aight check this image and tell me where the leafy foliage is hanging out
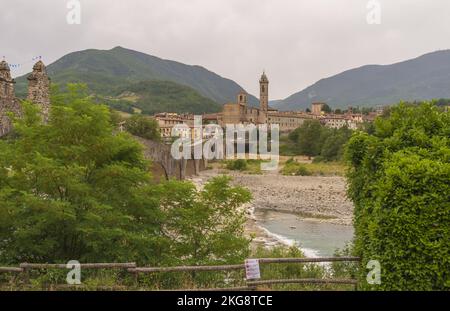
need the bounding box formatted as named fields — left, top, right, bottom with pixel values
left=281, top=159, right=346, bottom=177
left=159, top=176, right=251, bottom=265
left=281, top=160, right=311, bottom=176
left=225, top=159, right=248, bottom=171
left=286, top=120, right=353, bottom=161
left=345, top=102, right=450, bottom=290
left=0, top=85, right=251, bottom=267
left=124, top=114, right=161, bottom=141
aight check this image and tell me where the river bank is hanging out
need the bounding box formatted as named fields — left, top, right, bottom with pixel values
left=189, top=165, right=354, bottom=253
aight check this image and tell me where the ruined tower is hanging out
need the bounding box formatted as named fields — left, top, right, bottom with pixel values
left=0, top=60, right=21, bottom=137
left=27, top=61, right=50, bottom=122
left=259, top=71, right=269, bottom=112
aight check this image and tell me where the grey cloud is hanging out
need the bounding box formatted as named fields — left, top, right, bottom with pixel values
left=2, top=0, right=450, bottom=99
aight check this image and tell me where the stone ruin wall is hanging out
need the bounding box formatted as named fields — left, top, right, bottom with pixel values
left=27, top=61, right=51, bottom=123
left=0, top=60, right=50, bottom=137
left=1, top=60, right=204, bottom=180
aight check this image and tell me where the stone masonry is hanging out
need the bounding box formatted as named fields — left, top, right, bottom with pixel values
left=0, top=61, right=21, bottom=137
left=27, top=60, right=51, bottom=123
left=0, top=60, right=50, bottom=137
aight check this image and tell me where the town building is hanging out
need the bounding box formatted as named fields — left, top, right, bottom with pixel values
left=321, top=115, right=359, bottom=130
left=218, top=72, right=312, bottom=132
left=153, top=72, right=376, bottom=137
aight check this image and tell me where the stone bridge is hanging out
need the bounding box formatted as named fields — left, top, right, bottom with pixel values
left=135, top=137, right=209, bottom=180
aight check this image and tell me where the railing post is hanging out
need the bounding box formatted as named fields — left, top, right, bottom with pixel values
left=20, top=263, right=30, bottom=286
left=127, top=263, right=138, bottom=288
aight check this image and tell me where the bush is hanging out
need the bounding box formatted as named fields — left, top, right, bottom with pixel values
left=312, top=156, right=326, bottom=163
left=226, top=159, right=248, bottom=171
left=281, top=161, right=311, bottom=176
left=345, top=102, right=450, bottom=290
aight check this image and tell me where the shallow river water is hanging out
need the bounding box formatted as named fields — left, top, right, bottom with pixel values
left=254, top=209, right=354, bottom=257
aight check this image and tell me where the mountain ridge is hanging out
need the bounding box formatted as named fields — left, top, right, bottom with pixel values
left=274, top=50, right=450, bottom=110
left=15, top=46, right=259, bottom=107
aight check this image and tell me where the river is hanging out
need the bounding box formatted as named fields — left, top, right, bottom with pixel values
left=254, top=209, right=354, bottom=257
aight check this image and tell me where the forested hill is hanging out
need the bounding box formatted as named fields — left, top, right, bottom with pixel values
left=102, top=80, right=222, bottom=115
left=274, top=50, right=450, bottom=110
left=14, top=46, right=259, bottom=108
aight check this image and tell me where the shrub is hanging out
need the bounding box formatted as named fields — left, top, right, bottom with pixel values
left=281, top=161, right=311, bottom=176
left=226, top=159, right=248, bottom=171
left=345, top=102, right=450, bottom=290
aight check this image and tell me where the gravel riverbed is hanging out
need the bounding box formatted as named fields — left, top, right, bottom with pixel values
left=190, top=167, right=354, bottom=249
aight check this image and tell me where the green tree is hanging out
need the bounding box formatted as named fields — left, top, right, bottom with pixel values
left=287, top=120, right=354, bottom=161
left=345, top=102, right=450, bottom=290
left=0, top=85, right=165, bottom=265
left=288, top=120, right=325, bottom=157
left=125, top=114, right=161, bottom=141
left=322, top=103, right=332, bottom=113
left=159, top=176, right=252, bottom=265
left=0, top=85, right=252, bottom=267
left=320, top=126, right=353, bottom=161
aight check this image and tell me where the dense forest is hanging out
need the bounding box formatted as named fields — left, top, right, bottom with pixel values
left=96, top=80, right=222, bottom=115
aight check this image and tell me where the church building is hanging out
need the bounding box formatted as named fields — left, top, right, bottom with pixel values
left=219, top=72, right=310, bottom=132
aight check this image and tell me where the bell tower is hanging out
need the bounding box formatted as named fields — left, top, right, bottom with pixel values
left=259, top=71, right=269, bottom=112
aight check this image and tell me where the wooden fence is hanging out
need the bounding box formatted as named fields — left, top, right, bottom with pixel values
left=0, top=257, right=361, bottom=291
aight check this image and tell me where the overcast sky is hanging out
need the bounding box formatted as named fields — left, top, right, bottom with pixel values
left=2, top=0, right=450, bottom=99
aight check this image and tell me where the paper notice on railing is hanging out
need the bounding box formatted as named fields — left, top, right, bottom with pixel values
left=245, top=259, right=261, bottom=280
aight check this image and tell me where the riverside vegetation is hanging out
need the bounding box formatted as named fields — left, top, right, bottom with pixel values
left=224, top=101, right=450, bottom=291
left=346, top=102, right=449, bottom=290
left=1, top=85, right=446, bottom=290
left=278, top=120, right=353, bottom=176
left=0, top=85, right=355, bottom=291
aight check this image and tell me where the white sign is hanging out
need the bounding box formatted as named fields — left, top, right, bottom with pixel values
left=245, top=259, right=261, bottom=280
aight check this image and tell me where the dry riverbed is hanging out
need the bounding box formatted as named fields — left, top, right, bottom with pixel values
left=190, top=166, right=354, bottom=249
